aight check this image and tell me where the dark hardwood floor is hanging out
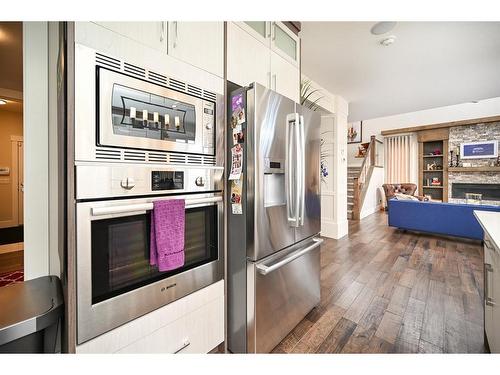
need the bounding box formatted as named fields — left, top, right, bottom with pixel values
left=272, top=211, right=485, bottom=353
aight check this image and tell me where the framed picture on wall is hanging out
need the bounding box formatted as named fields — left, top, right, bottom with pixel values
left=460, top=140, right=498, bottom=159
left=347, top=121, right=362, bottom=144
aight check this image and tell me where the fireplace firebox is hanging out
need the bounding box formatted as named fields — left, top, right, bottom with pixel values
left=451, top=183, right=500, bottom=201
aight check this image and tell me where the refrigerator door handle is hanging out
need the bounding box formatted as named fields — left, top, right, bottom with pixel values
left=286, top=113, right=300, bottom=227
left=298, top=115, right=305, bottom=226
left=256, top=238, right=324, bottom=275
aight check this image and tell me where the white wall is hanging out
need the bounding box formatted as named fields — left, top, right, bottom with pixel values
left=359, top=167, right=384, bottom=219
left=347, top=96, right=500, bottom=166
left=23, top=22, right=49, bottom=280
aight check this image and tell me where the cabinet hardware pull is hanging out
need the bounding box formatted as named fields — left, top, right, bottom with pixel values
left=160, top=22, right=165, bottom=42
left=174, top=339, right=190, bottom=353
left=486, top=297, right=496, bottom=307
left=173, top=21, right=178, bottom=48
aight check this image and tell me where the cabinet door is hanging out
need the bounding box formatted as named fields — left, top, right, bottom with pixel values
left=94, top=22, right=166, bottom=52
left=271, top=51, right=300, bottom=102
left=489, top=240, right=500, bottom=352
left=227, top=22, right=270, bottom=88
left=271, top=22, right=300, bottom=67
left=236, top=22, right=271, bottom=47
left=485, top=245, right=495, bottom=351
left=167, top=22, right=224, bottom=77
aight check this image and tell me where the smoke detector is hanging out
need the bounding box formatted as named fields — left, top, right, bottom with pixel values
left=370, top=22, right=397, bottom=35
left=380, top=35, right=396, bottom=46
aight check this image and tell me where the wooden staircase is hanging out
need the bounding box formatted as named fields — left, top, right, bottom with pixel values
left=347, top=135, right=383, bottom=220
left=347, top=167, right=360, bottom=220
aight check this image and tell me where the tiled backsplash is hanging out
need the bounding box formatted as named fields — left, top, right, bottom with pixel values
left=448, top=121, right=500, bottom=205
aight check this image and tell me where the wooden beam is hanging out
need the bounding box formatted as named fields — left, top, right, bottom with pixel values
left=381, top=115, right=500, bottom=136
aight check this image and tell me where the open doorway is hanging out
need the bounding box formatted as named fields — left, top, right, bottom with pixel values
left=0, top=22, right=24, bottom=287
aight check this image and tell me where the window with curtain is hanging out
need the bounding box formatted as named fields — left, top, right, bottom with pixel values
left=384, top=133, right=418, bottom=188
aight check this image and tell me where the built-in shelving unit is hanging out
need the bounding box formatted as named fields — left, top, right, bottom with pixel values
left=418, top=128, right=449, bottom=202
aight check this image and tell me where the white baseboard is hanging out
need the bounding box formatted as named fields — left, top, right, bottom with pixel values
left=321, top=218, right=348, bottom=239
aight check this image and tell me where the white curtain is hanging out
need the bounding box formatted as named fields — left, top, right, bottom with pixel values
left=384, top=133, right=418, bottom=189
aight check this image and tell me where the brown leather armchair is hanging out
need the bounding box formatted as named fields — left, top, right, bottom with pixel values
left=382, top=183, right=427, bottom=208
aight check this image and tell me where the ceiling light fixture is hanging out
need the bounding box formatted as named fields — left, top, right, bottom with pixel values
left=0, top=99, right=7, bottom=105
left=380, top=35, right=397, bottom=46
left=370, top=22, right=397, bottom=35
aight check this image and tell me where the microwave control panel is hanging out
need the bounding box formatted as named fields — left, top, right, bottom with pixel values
left=152, top=171, right=184, bottom=191
left=202, top=101, right=215, bottom=152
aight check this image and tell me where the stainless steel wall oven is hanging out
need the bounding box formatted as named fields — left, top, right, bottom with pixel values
left=74, top=44, right=224, bottom=344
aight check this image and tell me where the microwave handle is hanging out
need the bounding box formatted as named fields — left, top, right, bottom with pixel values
left=91, top=196, right=222, bottom=217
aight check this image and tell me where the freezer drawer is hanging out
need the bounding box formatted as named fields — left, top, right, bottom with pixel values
left=248, top=236, right=322, bottom=353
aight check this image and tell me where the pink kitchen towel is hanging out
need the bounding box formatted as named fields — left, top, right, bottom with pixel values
left=150, top=199, right=185, bottom=272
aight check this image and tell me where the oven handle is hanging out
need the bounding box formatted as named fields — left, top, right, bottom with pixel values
left=91, top=196, right=222, bottom=217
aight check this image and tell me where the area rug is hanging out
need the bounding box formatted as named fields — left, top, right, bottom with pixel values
left=0, top=270, right=24, bottom=288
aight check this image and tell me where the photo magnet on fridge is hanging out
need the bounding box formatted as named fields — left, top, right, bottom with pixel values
left=229, top=144, right=243, bottom=180
left=231, top=92, right=245, bottom=128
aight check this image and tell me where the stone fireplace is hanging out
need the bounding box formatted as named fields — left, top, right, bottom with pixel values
left=448, top=121, right=500, bottom=205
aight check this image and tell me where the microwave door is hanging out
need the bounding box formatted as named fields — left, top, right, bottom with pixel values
left=294, top=105, right=321, bottom=243
left=248, top=84, right=296, bottom=261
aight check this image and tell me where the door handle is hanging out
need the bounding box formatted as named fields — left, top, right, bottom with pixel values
left=256, top=238, right=323, bottom=275
left=91, top=196, right=223, bottom=216
left=298, top=115, right=305, bottom=226
left=160, top=22, right=165, bottom=42
left=173, top=21, right=178, bottom=48
left=173, top=339, right=190, bottom=353
left=286, top=113, right=299, bottom=227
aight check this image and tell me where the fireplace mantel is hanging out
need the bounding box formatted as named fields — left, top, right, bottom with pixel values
left=449, top=166, right=500, bottom=173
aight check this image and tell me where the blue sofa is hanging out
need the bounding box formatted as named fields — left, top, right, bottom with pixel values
left=387, top=199, right=500, bottom=240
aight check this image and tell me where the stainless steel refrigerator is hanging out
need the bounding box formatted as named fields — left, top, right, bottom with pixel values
left=227, top=83, right=323, bottom=353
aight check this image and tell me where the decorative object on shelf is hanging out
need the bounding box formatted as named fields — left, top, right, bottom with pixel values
left=449, top=149, right=454, bottom=167
left=355, top=142, right=370, bottom=157
left=432, top=149, right=442, bottom=155
left=455, top=146, right=460, bottom=167
left=496, top=155, right=500, bottom=167
left=465, top=193, right=482, bottom=205
left=462, top=162, right=472, bottom=168
left=430, top=177, right=441, bottom=186
left=347, top=121, right=362, bottom=144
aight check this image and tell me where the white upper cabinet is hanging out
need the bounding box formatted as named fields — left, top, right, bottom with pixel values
left=228, top=22, right=300, bottom=102
left=167, top=22, right=224, bottom=78
left=271, top=22, right=300, bottom=67
left=93, top=22, right=166, bottom=52
left=271, top=51, right=300, bottom=102
left=227, top=22, right=271, bottom=88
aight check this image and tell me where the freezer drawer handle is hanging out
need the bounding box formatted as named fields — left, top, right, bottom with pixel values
left=256, top=238, right=323, bottom=275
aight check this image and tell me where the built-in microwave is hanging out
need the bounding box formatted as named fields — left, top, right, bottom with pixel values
left=98, top=68, right=215, bottom=156
left=74, top=44, right=224, bottom=165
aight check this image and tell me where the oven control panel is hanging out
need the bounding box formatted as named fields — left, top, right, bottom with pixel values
left=202, top=101, right=215, bottom=152
left=152, top=171, right=184, bottom=191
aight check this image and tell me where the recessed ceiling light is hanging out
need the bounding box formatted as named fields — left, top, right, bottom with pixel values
left=0, top=99, right=7, bottom=105
left=371, top=22, right=397, bottom=35
left=380, top=35, right=397, bottom=46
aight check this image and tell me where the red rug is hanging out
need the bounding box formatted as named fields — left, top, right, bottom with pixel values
left=0, top=270, right=24, bottom=288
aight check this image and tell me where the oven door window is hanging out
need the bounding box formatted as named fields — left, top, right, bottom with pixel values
left=91, top=205, right=218, bottom=304
left=111, top=83, right=196, bottom=143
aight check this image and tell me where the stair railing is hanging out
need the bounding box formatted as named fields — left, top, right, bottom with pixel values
left=352, top=136, right=383, bottom=220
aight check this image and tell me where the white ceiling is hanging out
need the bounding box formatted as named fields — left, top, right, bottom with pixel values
left=300, top=22, right=500, bottom=121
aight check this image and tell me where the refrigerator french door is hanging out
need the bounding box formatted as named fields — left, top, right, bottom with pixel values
left=227, top=83, right=322, bottom=353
